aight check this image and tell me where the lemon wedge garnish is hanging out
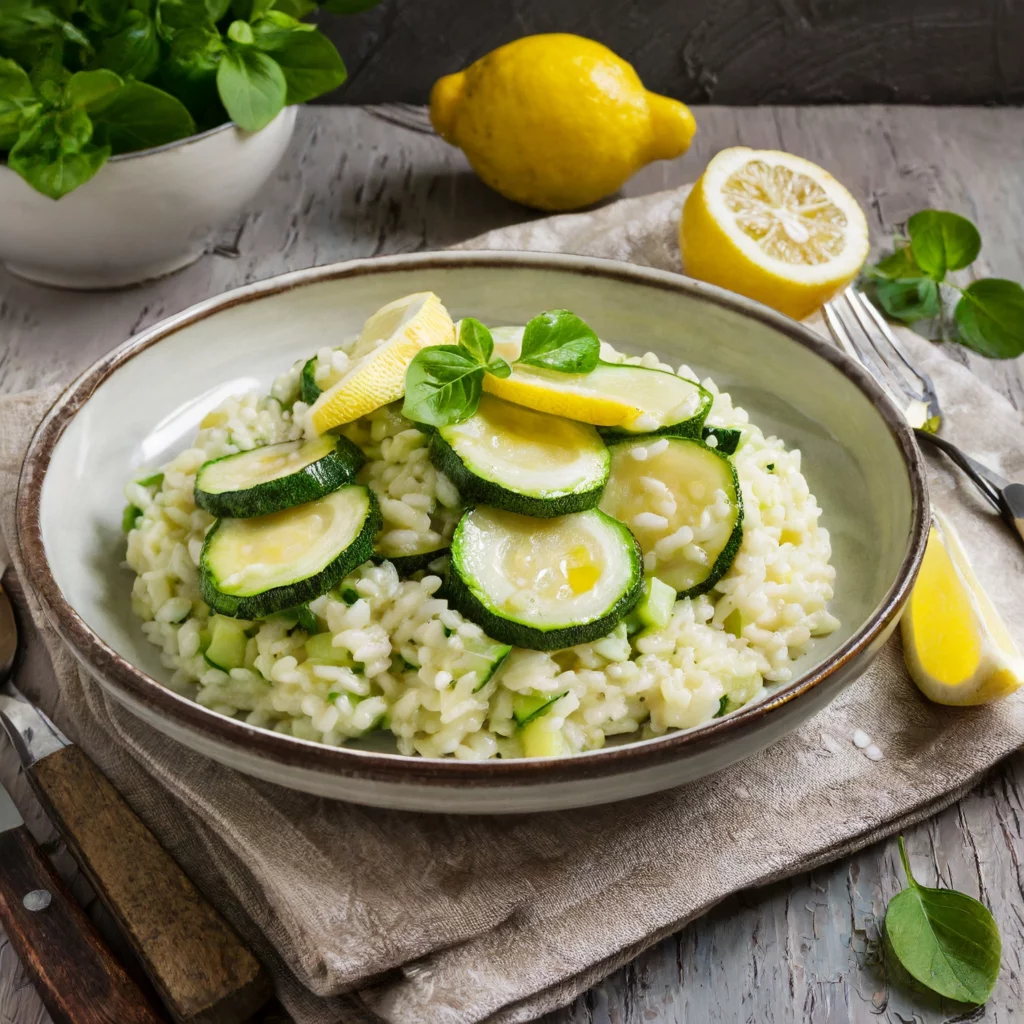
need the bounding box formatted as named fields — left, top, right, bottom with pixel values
left=901, top=509, right=1024, bottom=706
left=680, top=147, right=869, bottom=320
left=309, top=292, right=455, bottom=434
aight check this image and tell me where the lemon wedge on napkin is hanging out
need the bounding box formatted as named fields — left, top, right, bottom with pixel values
left=309, top=292, right=455, bottom=434
left=680, top=147, right=869, bottom=320
left=901, top=509, right=1024, bottom=705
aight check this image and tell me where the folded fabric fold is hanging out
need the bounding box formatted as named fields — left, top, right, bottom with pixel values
left=1, top=186, right=1023, bottom=1024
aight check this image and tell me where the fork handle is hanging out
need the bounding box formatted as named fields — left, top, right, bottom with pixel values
left=1003, top=483, right=1024, bottom=548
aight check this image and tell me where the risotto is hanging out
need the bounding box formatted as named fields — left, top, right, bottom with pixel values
left=123, top=307, right=838, bottom=760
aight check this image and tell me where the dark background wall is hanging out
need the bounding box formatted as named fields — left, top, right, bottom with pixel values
left=320, top=0, right=1024, bottom=106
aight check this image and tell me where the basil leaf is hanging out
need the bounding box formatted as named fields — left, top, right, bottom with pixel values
left=486, top=357, right=512, bottom=380
left=908, top=210, right=982, bottom=281
left=158, top=26, right=225, bottom=123
left=866, top=244, right=920, bottom=281
left=885, top=836, right=1000, bottom=1004
left=0, top=57, right=41, bottom=150
left=82, top=0, right=131, bottom=30
left=216, top=46, right=286, bottom=131
left=8, top=109, right=110, bottom=199
left=268, top=0, right=317, bottom=15
left=66, top=68, right=123, bottom=110
left=252, top=22, right=345, bottom=103
left=92, top=10, right=160, bottom=81
left=0, top=2, right=89, bottom=67
left=873, top=277, right=940, bottom=324
left=402, top=346, right=484, bottom=427
left=91, top=80, right=195, bottom=153
left=156, top=0, right=221, bottom=41
left=954, top=279, right=1024, bottom=359
left=319, top=0, right=383, bottom=12
left=232, top=0, right=276, bottom=19
left=517, top=309, right=600, bottom=373
left=227, top=19, right=256, bottom=45
left=457, top=317, right=494, bottom=365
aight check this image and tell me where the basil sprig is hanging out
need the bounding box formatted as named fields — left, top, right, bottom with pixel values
left=865, top=209, right=1024, bottom=359
left=402, top=310, right=597, bottom=428
left=0, top=0, right=377, bottom=199
left=885, top=835, right=1001, bottom=1005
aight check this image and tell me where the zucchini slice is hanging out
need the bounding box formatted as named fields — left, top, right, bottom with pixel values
left=195, top=435, right=364, bottom=519
left=372, top=545, right=450, bottom=576
left=199, top=485, right=381, bottom=618
left=447, top=506, right=644, bottom=651
left=599, top=437, right=743, bottom=598
left=300, top=349, right=347, bottom=405
left=429, top=395, right=609, bottom=518
left=702, top=426, right=742, bottom=456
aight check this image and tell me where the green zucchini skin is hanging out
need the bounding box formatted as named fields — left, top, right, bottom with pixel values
left=701, top=426, right=742, bottom=456
left=194, top=436, right=365, bottom=519
left=199, top=489, right=382, bottom=619
left=300, top=356, right=322, bottom=405
left=371, top=547, right=450, bottom=576
left=427, top=430, right=606, bottom=519
left=598, top=379, right=713, bottom=441
left=445, top=509, right=644, bottom=651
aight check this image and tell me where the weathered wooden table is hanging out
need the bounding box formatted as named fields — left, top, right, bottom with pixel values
left=2, top=105, right=1023, bottom=1024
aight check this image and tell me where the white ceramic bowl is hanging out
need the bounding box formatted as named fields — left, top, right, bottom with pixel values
left=18, top=252, right=929, bottom=812
left=0, top=108, right=296, bottom=290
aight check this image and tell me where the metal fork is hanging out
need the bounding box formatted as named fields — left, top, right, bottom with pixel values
left=824, top=287, right=1024, bottom=546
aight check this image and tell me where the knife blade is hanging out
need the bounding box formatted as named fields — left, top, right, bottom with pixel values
left=0, top=581, right=271, bottom=1024
left=0, top=779, right=165, bottom=1024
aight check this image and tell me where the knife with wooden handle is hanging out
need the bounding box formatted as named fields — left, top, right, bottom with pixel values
left=0, top=582, right=272, bottom=1024
left=0, top=780, right=166, bottom=1024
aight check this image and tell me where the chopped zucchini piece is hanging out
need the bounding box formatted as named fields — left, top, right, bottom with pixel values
left=723, top=608, right=747, bottom=637
left=195, top=435, right=364, bottom=519
left=300, top=348, right=347, bottom=405
left=372, top=545, right=450, bottom=576
left=203, top=615, right=249, bottom=671
left=460, top=635, right=512, bottom=692
left=520, top=716, right=571, bottom=757
left=701, top=426, right=742, bottom=456
left=122, top=504, right=141, bottom=533
left=429, top=395, right=609, bottom=518
left=512, top=690, right=569, bottom=727
left=600, top=436, right=743, bottom=598
left=199, top=485, right=381, bottom=618
left=304, top=632, right=353, bottom=665
left=635, top=576, right=676, bottom=629
left=136, top=472, right=165, bottom=488
left=447, top=506, right=644, bottom=651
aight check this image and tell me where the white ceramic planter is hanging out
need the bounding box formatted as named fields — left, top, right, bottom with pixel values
left=0, top=107, right=296, bottom=290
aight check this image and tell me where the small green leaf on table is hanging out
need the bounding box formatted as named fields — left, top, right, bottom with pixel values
left=864, top=244, right=920, bottom=281
left=518, top=309, right=600, bottom=373
left=216, top=46, right=286, bottom=131
left=908, top=210, right=982, bottom=281
left=873, top=277, right=941, bottom=324
left=954, top=279, right=1024, bottom=359
left=885, top=836, right=1001, bottom=1004
left=402, top=346, right=485, bottom=428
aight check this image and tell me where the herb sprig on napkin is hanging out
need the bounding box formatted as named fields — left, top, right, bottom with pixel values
left=865, top=210, right=1024, bottom=359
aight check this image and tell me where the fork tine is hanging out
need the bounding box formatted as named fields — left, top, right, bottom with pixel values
left=842, top=290, right=928, bottom=402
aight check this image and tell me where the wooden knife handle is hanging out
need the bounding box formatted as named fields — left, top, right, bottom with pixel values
left=28, top=746, right=272, bottom=1024
left=0, top=822, right=165, bottom=1024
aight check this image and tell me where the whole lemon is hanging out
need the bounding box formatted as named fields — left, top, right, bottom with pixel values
left=430, top=34, right=696, bottom=211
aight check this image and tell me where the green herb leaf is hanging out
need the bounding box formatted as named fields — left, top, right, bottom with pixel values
left=0, top=57, right=41, bottom=150
left=66, top=68, right=123, bottom=111
left=90, top=80, right=195, bottom=153
left=155, top=0, right=229, bottom=40
left=216, top=46, right=286, bottom=131
left=92, top=10, right=160, bottom=81
left=865, top=244, right=920, bottom=281
left=517, top=309, right=600, bottom=373
left=885, top=836, right=1001, bottom=1004
left=873, top=277, right=941, bottom=324
left=457, top=317, right=494, bottom=365
left=252, top=19, right=345, bottom=103
left=908, top=210, right=982, bottom=281
left=268, top=0, right=317, bottom=16
left=954, top=279, right=1024, bottom=359
left=158, top=25, right=225, bottom=123
left=402, top=346, right=484, bottom=427
left=82, top=0, right=132, bottom=31
left=319, top=0, right=382, bottom=12
left=0, top=1, right=91, bottom=67
left=8, top=109, right=110, bottom=199
left=486, top=357, right=512, bottom=379
left=227, top=19, right=256, bottom=45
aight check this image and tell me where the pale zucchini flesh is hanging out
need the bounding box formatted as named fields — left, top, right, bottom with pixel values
left=599, top=437, right=743, bottom=597
left=200, top=485, right=381, bottom=618
left=447, top=506, right=644, bottom=650
left=430, top=395, right=609, bottom=517
left=195, top=435, right=364, bottom=518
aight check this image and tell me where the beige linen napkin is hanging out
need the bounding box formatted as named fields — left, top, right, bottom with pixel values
left=2, top=187, right=1024, bottom=1024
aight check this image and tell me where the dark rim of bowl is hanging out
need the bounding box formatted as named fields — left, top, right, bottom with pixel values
left=16, top=251, right=930, bottom=788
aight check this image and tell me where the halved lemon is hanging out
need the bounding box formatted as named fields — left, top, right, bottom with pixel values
left=680, top=147, right=870, bottom=320
left=309, top=292, right=455, bottom=434
left=901, top=509, right=1024, bottom=706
